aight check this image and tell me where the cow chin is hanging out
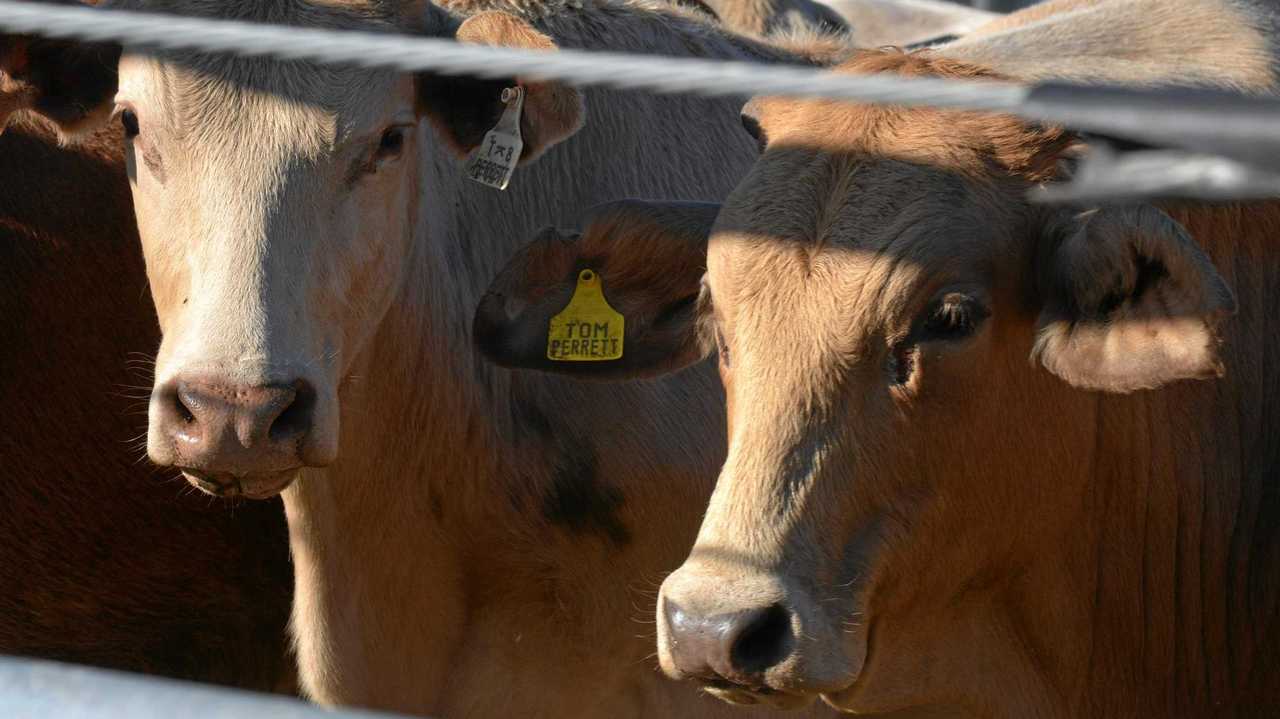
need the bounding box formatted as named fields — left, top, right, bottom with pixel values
left=183, top=467, right=301, bottom=500
left=703, top=682, right=821, bottom=711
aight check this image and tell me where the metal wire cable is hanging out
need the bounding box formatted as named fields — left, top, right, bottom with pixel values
left=3, top=0, right=1280, bottom=201
left=0, top=0, right=1031, bottom=110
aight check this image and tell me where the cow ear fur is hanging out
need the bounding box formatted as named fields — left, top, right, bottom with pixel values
left=1033, top=204, right=1236, bottom=393
left=474, top=200, right=720, bottom=381
left=416, top=11, right=584, bottom=164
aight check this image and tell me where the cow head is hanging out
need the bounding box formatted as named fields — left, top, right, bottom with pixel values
left=4, top=1, right=585, bottom=498
left=475, top=50, right=1235, bottom=711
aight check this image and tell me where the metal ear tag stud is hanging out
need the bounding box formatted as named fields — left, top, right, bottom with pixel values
left=464, top=86, right=525, bottom=191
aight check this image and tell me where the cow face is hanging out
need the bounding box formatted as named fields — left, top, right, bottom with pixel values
left=5, top=2, right=584, bottom=499
left=114, top=37, right=419, bottom=499
left=474, top=51, right=1235, bottom=711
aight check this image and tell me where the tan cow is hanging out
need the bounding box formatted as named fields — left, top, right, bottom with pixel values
left=473, top=3, right=1280, bottom=717
left=1, top=1, right=849, bottom=716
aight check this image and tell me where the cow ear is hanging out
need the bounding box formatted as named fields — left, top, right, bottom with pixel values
left=416, top=11, right=584, bottom=164
left=0, top=29, right=120, bottom=138
left=474, top=200, right=720, bottom=380
left=1032, top=204, right=1236, bottom=393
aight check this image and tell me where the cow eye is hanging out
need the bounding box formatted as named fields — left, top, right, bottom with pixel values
left=919, top=292, right=989, bottom=342
left=375, top=126, right=408, bottom=161
left=888, top=292, right=988, bottom=387
left=119, top=109, right=140, bottom=139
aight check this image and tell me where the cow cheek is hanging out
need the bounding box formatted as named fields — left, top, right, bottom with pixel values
left=334, top=167, right=417, bottom=366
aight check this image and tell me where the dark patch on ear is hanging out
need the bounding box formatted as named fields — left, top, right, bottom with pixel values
left=416, top=72, right=510, bottom=155
left=542, top=441, right=630, bottom=546
left=1129, top=254, right=1169, bottom=302
left=1097, top=252, right=1169, bottom=317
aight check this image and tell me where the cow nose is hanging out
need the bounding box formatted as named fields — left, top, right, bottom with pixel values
left=662, top=600, right=794, bottom=685
left=158, top=378, right=314, bottom=474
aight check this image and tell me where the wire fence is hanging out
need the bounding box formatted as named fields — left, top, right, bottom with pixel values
left=2, top=0, right=1279, bottom=200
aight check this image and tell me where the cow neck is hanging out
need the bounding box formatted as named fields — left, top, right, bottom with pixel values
left=281, top=78, right=747, bottom=711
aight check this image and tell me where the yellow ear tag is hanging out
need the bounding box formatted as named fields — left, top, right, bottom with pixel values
left=547, top=269, right=625, bottom=362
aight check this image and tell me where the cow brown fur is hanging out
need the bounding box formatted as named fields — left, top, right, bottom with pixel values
left=0, top=118, right=294, bottom=691
left=474, top=24, right=1280, bottom=719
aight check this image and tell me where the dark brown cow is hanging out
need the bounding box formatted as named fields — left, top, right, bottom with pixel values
left=0, top=115, right=294, bottom=690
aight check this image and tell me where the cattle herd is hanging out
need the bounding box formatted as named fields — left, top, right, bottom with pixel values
left=1, top=0, right=1278, bottom=717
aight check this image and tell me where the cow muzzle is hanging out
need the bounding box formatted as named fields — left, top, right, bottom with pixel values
left=153, top=377, right=326, bottom=498
left=657, top=562, right=860, bottom=709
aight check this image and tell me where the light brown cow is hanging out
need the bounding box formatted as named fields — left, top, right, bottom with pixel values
left=473, top=4, right=1280, bottom=717
left=0, top=111, right=294, bottom=689
left=1, top=1, right=850, bottom=716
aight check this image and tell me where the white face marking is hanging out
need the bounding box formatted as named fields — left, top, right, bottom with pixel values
left=118, top=48, right=421, bottom=479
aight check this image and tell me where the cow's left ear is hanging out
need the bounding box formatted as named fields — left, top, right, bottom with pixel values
left=474, top=200, right=720, bottom=381
left=1033, top=204, right=1236, bottom=393
left=0, top=30, right=120, bottom=137
left=416, top=11, right=584, bottom=164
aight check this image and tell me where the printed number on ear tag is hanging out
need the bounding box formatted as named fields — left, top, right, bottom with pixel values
left=465, top=86, right=524, bottom=191
left=547, top=269, right=625, bottom=362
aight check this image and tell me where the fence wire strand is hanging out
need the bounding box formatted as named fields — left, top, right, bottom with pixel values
left=2, top=0, right=1280, bottom=200
left=0, top=0, right=1030, bottom=111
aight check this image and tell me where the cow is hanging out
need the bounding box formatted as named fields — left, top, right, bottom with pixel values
left=471, top=2, right=1280, bottom=716
left=0, top=114, right=294, bottom=691
left=0, top=1, right=859, bottom=716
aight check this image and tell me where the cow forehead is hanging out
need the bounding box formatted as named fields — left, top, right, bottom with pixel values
left=703, top=158, right=1003, bottom=399
left=708, top=151, right=998, bottom=309
left=118, top=51, right=407, bottom=155
left=114, top=0, right=410, bottom=145
left=111, top=0, right=403, bottom=29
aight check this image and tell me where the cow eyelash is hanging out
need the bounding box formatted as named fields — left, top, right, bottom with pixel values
left=918, top=293, right=989, bottom=343
left=887, top=292, right=988, bottom=387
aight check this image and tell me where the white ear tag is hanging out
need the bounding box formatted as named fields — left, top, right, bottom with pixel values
left=464, top=86, right=525, bottom=191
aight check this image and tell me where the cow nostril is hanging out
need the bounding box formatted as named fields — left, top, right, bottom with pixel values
left=171, top=385, right=197, bottom=425
left=269, top=380, right=315, bottom=442
left=729, top=604, right=793, bottom=676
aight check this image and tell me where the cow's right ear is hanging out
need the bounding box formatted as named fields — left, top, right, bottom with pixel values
left=415, top=10, right=584, bottom=165
left=474, top=200, right=720, bottom=381
left=1032, top=204, right=1235, bottom=393
left=0, top=28, right=120, bottom=137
